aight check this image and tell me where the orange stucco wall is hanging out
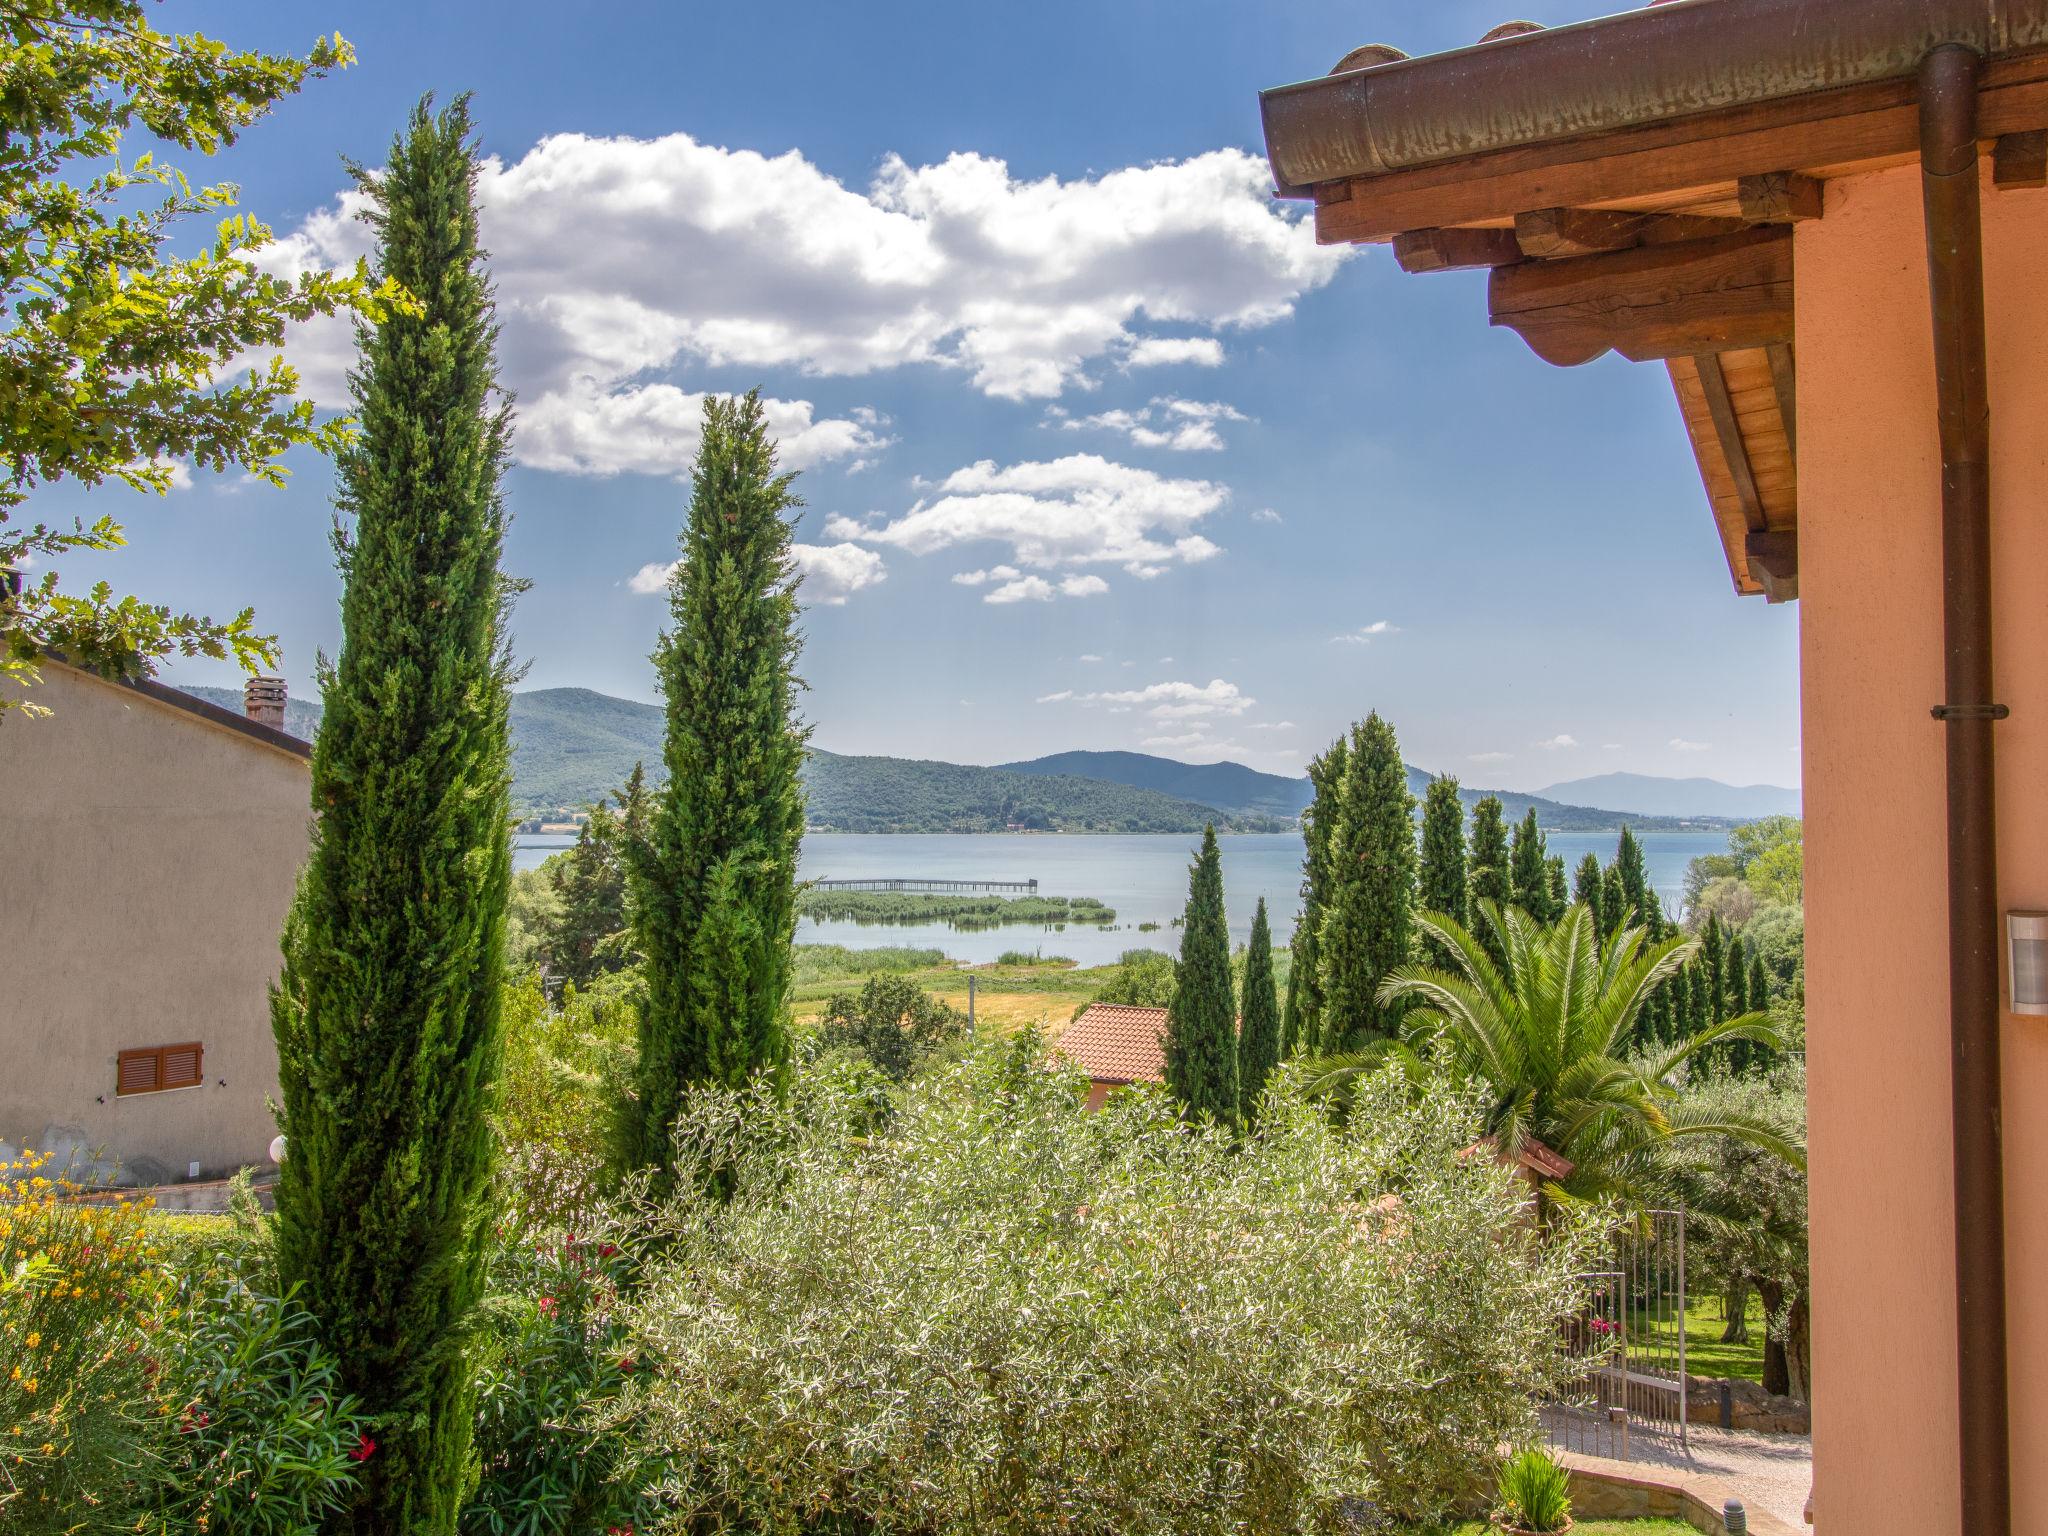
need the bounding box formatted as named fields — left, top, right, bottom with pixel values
left=1798, top=160, right=2048, bottom=1534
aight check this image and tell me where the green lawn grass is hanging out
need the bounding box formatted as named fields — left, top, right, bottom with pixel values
left=1630, top=1291, right=1769, bottom=1384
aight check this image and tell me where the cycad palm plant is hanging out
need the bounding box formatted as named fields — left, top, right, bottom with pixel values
left=1309, top=901, right=1798, bottom=1206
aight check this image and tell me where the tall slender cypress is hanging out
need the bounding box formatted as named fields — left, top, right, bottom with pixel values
left=1316, top=713, right=1417, bottom=1050
left=1418, top=776, right=1469, bottom=922
left=1701, top=916, right=1727, bottom=1024
left=1237, top=897, right=1280, bottom=1124
left=1467, top=795, right=1512, bottom=966
left=270, top=97, right=513, bottom=1536
left=1282, top=733, right=1347, bottom=1057
left=1165, top=826, right=1238, bottom=1125
left=1749, top=950, right=1772, bottom=1013
left=1574, top=852, right=1608, bottom=933
left=1603, top=864, right=1628, bottom=935
left=1614, top=825, right=1658, bottom=938
left=630, top=392, right=809, bottom=1180
left=1545, top=854, right=1569, bottom=921
left=1509, top=807, right=1551, bottom=920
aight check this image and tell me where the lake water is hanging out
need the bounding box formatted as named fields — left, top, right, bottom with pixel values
left=513, top=829, right=1730, bottom=968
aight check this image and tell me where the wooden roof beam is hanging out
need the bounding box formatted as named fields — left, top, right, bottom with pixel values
left=1514, top=207, right=1652, bottom=258
left=1745, top=529, right=1799, bottom=603
left=1696, top=352, right=1768, bottom=533
left=1487, top=226, right=1793, bottom=367
left=1738, top=171, right=1824, bottom=221
left=1391, top=227, right=1523, bottom=273
left=1994, top=129, right=2048, bottom=187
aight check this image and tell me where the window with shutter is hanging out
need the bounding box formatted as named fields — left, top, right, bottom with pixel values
left=115, top=1043, right=204, bottom=1096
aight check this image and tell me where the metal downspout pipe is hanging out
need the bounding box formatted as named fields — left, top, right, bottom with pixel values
left=1917, top=43, right=2011, bottom=1536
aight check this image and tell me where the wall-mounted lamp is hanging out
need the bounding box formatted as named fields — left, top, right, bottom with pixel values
left=2011, top=911, right=2048, bottom=1016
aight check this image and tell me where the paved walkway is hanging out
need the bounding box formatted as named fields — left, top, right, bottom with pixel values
left=1629, top=1424, right=1813, bottom=1529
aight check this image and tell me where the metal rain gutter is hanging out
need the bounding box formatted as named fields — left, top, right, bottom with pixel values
left=1261, top=0, right=2048, bottom=192
left=1918, top=42, right=2012, bottom=1536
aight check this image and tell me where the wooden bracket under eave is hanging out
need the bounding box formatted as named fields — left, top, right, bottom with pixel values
left=1487, top=226, right=1793, bottom=367
left=1994, top=130, right=2048, bottom=187
left=1746, top=529, right=1799, bottom=603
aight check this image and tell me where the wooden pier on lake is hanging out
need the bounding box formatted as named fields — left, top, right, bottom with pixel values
left=810, top=877, right=1039, bottom=895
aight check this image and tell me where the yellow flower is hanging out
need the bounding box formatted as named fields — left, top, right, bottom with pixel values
left=21, top=1380, right=35, bottom=1395
left=23, top=1333, right=36, bottom=1349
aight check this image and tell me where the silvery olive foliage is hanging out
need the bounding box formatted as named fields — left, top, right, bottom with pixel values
left=619, top=1040, right=1600, bottom=1534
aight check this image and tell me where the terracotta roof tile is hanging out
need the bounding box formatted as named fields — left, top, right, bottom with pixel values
left=1052, top=1004, right=1170, bottom=1086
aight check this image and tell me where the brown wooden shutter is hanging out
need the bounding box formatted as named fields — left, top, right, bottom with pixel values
left=117, top=1049, right=161, bottom=1095
left=115, top=1043, right=204, bottom=1095
left=162, top=1044, right=202, bottom=1089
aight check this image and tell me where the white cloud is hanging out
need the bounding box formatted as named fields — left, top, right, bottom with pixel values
left=258, top=139, right=1342, bottom=472
left=1125, top=336, right=1226, bottom=369
left=1142, top=731, right=1210, bottom=749
left=985, top=575, right=1056, bottom=604
left=1670, top=737, right=1712, bottom=753
left=627, top=541, right=886, bottom=604
left=1468, top=750, right=1514, bottom=764
left=1246, top=721, right=1296, bottom=732
left=1051, top=397, right=1247, bottom=452
left=1603, top=742, right=1623, bottom=751
left=1059, top=574, right=1110, bottom=598
left=1332, top=620, right=1399, bottom=645
left=1036, top=690, right=1075, bottom=704
left=1078, top=653, right=1104, bottom=663
left=846, top=454, right=1226, bottom=577
left=791, top=542, right=888, bottom=604
left=951, top=564, right=1020, bottom=587
left=1079, top=678, right=1253, bottom=720
left=1251, top=506, right=1282, bottom=524
left=518, top=383, right=890, bottom=475
left=1535, top=734, right=1579, bottom=750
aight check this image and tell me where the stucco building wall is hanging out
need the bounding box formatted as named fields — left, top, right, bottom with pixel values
left=0, top=664, right=310, bottom=1183
left=1798, top=161, right=2048, bottom=1534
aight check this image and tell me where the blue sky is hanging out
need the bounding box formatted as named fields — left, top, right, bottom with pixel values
left=51, top=0, right=1800, bottom=791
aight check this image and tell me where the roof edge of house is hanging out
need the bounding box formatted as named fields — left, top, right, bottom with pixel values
left=1261, top=0, right=2048, bottom=191
left=45, top=655, right=313, bottom=763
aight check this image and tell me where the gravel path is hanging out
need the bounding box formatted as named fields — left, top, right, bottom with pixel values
left=1629, top=1424, right=1813, bottom=1528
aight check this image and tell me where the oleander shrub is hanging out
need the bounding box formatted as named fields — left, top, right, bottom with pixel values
left=137, top=1264, right=370, bottom=1536
left=464, top=1225, right=659, bottom=1536
left=622, top=1042, right=1598, bottom=1534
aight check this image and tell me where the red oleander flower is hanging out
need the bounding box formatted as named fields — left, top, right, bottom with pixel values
left=537, top=1296, right=557, bottom=1318
left=348, top=1433, right=376, bottom=1463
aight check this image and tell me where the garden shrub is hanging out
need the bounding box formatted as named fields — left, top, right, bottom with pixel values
left=465, top=1225, right=658, bottom=1536
left=497, top=970, right=641, bottom=1229
left=623, top=1044, right=1597, bottom=1533
left=138, top=1262, right=371, bottom=1536
left=0, top=1153, right=168, bottom=1530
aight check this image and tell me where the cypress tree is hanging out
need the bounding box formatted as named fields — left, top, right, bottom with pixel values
left=1509, top=807, right=1551, bottom=920
left=1673, top=967, right=1695, bottom=1040
left=1237, top=897, right=1280, bottom=1124
left=1688, top=957, right=1712, bottom=1035
left=630, top=391, right=809, bottom=1181
left=1749, top=950, right=1772, bottom=1013
left=1574, top=852, right=1608, bottom=933
left=1545, top=854, right=1569, bottom=920
left=270, top=97, right=513, bottom=1536
left=1165, top=826, right=1239, bottom=1125
left=1701, top=916, right=1727, bottom=1024
left=1283, top=733, right=1347, bottom=1057
left=547, top=797, right=632, bottom=988
left=1467, top=795, right=1511, bottom=963
left=1418, top=776, right=1468, bottom=922
left=1316, top=713, right=1417, bottom=1050
left=1614, top=826, right=1657, bottom=937
left=1603, top=864, right=1628, bottom=934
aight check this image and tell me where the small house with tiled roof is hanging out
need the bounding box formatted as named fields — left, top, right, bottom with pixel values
left=1052, top=1003, right=1169, bottom=1110
left=0, top=659, right=310, bottom=1188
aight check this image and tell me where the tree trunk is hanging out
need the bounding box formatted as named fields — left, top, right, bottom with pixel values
left=1784, top=1289, right=1812, bottom=1402
left=1758, top=1279, right=1791, bottom=1397
left=1721, top=1282, right=1752, bottom=1343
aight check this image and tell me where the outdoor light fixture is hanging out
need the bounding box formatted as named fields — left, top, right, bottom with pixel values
left=2010, top=912, right=2048, bottom=1016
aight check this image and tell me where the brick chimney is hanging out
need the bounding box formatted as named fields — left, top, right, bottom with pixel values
left=243, top=676, right=288, bottom=731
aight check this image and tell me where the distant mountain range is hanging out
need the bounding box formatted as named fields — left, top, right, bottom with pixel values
left=181, top=683, right=1764, bottom=832
left=1533, top=772, right=1800, bottom=820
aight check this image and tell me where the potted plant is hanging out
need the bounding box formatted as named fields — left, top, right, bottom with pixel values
left=1494, top=1445, right=1573, bottom=1534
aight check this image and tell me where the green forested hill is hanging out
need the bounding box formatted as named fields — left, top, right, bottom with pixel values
left=178, top=683, right=1718, bottom=831
left=804, top=749, right=1279, bottom=834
